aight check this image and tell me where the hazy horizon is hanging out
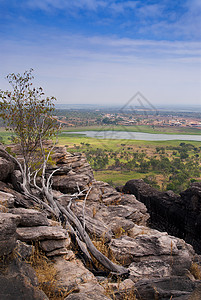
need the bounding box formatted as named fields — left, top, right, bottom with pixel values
left=1, top=0, right=201, bottom=106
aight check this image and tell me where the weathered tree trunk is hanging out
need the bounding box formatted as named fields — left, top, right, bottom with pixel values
left=56, top=201, right=129, bottom=275
left=2, top=146, right=129, bottom=276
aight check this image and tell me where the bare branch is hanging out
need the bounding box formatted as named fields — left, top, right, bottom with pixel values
left=33, top=169, right=43, bottom=193
left=82, top=186, right=92, bottom=231
left=47, top=167, right=61, bottom=190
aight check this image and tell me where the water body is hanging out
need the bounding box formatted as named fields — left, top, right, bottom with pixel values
left=64, top=131, right=201, bottom=141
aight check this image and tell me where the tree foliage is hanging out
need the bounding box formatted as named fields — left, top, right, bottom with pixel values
left=0, top=69, right=59, bottom=162
left=0, top=69, right=60, bottom=194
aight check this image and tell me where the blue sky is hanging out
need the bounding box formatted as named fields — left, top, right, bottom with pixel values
left=0, top=0, right=201, bottom=106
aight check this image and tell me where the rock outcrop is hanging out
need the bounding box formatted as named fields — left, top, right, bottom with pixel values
left=0, top=145, right=201, bottom=300
left=50, top=147, right=94, bottom=193
left=122, top=179, right=201, bottom=254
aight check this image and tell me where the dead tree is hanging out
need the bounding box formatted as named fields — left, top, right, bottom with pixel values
left=1, top=144, right=128, bottom=276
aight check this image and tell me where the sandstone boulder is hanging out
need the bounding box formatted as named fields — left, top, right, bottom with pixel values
left=109, top=229, right=194, bottom=281
left=51, top=151, right=94, bottom=193
left=122, top=179, right=201, bottom=254
left=16, top=225, right=68, bottom=241
left=0, top=156, right=14, bottom=182
left=0, top=191, right=15, bottom=208
left=103, top=279, right=135, bottom=300
left=0, top=212, right=21, bottom=256
left=0, top=258, right=48, bottom=300
left=0, top=181, right=34, bottom=209
left=10, top=208, right=49, bottom=227
left=134, top=277, right=199, bottom=300
left=54, top=256, right=110, bottom=299
left=40, top=238, right=70, bottom=252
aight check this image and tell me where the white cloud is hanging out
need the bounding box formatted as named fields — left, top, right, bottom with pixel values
left=26, top=0, right=107, bottom=12
left=1, top=33, right=200, bottom=106
left=109, top=1, right=138, bottom=14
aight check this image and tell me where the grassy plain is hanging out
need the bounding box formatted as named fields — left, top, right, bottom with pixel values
left=1, top=127, right=200, bottom=191
left=62, top=125, right=201, bottom=135
left=58, top=132, right=201, bottom=190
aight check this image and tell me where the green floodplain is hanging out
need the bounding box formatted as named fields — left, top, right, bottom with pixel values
left=62, top=124, right=201, bottom=135
left=1, top=126, right=201, bottom=194
left=57, top=126, right=201, bottom=193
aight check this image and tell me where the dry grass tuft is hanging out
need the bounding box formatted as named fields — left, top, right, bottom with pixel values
left=113, top=227, right=126, bottom=238
left=190, top=263, right=201, bottom=280
left=89, top=233, right=118, bottom=272
left=102, top=278, right=138, bottom=300
left=28, top=244, right=70, bottom=299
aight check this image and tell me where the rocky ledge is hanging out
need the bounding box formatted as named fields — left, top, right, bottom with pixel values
left=0, top=145, right=201, bottom=300
left=121, top=179, right=201, bottom=254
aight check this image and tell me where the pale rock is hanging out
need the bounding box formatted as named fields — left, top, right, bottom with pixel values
left=110, top=231, right=194, bottom=278
left=128, top=224, right=159, bottom=238
left=78, top=214, right=112, bottom=242
left=129, top=260, right=172, bottom=282
left=52, top=173, right=92, bottom=193
left=10, top=207, right=49, bottom=227
left=64, top=250, right=75, bottom=261
left=50, top=151, right=94, bottom=193
left=109, top=217, right=135, bottom=234
left=0, top=191, right=15, bottom=208
left=46, top=247, right=69, bottom=257
left=104, top=279, right=135, bottom=300
left=16, top=226, right=67, bottom=241
left=110, top=234, right=180, bottom=265
left=48, top=219, right=62, bottom=227
left=54, top=256, right=109, bottom=299
left=40, top=237, right=71, bottom=252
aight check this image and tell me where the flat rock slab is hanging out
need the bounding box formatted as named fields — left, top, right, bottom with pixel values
left=134, top=276, right=199, bottom=300
left=10, top=208, right=49, bottom=227
left=40, top=238, right=70, bottom=252
left=129, top=260, right=172, bottom=282
left=54, top=256, right=108, bottom=299
left=110, top=233, right=179, bottom=265
left=16, top=226, right=67, bottom=241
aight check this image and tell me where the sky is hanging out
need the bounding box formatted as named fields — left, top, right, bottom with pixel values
left=0, top=0, right=201, bottom=107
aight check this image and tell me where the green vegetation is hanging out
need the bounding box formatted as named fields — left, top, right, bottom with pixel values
left=0, top=69, right=59, bottom=197
left=1, top=123, right=201, bottom=194
left=62, top=125, right=201, bottom=135
left=58, top=134, right=201, bottom=194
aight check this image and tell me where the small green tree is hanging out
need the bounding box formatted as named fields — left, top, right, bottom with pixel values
left=0, top=69, right=59, bottom=192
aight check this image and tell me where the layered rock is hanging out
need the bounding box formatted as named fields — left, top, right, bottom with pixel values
left=122, top=179, right=201, bottom=254
left=49, top=148, right=94, bottom=193
left=0, top=145, right=201, bottom=300
left=0, top=213, right=48, bottom=300
left=109, top=227, right=194, bottom=278
left=54, top=256, right=110, bottom=300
